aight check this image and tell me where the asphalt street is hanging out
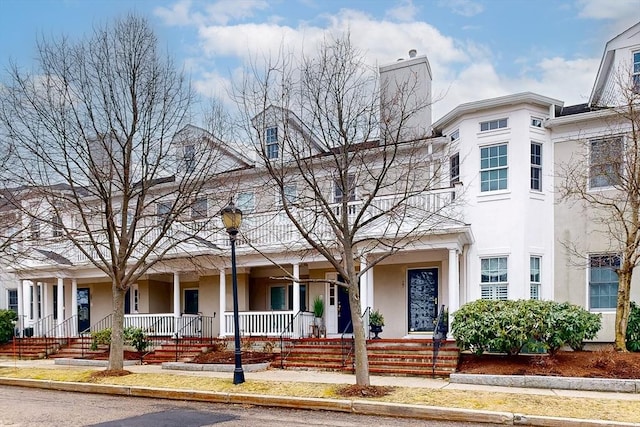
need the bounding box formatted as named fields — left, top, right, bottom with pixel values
left=0, top=386, right=503, bottom=427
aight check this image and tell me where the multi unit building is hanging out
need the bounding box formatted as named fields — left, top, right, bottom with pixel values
left=1, top=22, right=639, bottom=344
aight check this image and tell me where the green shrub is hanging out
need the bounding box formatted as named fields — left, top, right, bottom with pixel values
left=452, top=299, right=601, bottom=356
left=90, top=327, right=149, bottom=352
left=626, top=301, right=640, bottom=352
left=0, top=309, right=18, bottom=344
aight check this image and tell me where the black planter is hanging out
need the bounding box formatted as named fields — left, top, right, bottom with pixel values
left=369, top=324, right=383, bottom=339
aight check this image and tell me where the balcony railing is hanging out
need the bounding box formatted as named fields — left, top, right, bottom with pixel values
left=223, top=310, right=315, bottom=338
left=18, top=187, right=461, bottom=268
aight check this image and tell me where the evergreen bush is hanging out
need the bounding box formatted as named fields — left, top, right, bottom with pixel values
left=626, top=301, right=640, bottom=352
left=0, top=309, right=17, bottom=344
left=452, top=299, right=601, bottom=355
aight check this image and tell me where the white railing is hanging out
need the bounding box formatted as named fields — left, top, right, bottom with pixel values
left=223, top=310, right=316, bottom=338
left=124, top=313, right=176, bottom=336
left=19, top=187, right=461, bottom=267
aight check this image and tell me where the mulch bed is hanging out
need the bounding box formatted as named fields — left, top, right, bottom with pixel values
left=457, top=347, right=640, bottom=379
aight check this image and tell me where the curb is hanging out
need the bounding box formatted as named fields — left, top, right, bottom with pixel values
left=162, top=361, right=270, bottom=372
left=0, top=377, right=637, bottom=426
left=450, top=374, right=640, bottom=393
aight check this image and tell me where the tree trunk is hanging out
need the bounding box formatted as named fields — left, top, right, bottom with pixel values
left=347, top=277, right=370, bottom=386
left=615, top=270, right=632, bottom=352
left=108, top=283, right=126, bottom=370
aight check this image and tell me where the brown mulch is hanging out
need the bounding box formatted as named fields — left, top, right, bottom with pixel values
left=190, top=351, right=277, bottom=364
left=457, top=347, right=640, bottom=379
left=335, top=384, right=394, bottom=398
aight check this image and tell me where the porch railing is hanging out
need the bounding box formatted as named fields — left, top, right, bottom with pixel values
left=42, top=315, right=77, bottom=357
left=32, top=314, right=55, bottom=338
left=224, top=310, right=301, bottom=337
left=124, top=313, right=177, bottom=336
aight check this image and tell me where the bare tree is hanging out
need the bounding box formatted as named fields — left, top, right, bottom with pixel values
left=236, top=35, right=459, bottom=385
left=0, top=15, right=231, bottom=370
left=558, top=66, right=640, bottom=351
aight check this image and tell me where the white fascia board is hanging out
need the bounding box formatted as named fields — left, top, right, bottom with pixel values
left=433, top=92, right=563, bottom=131
left=545, top=108, right=618, bottom=129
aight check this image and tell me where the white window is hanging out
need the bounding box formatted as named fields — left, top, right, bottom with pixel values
left=7, top=289, right=18, bottom=313
left=29, top=219, right=41, bottom=239
left=480, top=118, right=508, bottom=132
left=589, top=254, right=619, bottom=310
left=450, top=129, right=459, bottom=141
left=191, top=198, right=207, bottom=220
left=266, top=127, right=279, bottom=159
left=334, top=174, right=356, bottom=203
left=156, top=201, right=171, bottom=224
left=269, top=284, right=307, bottom=311
left=184, top=144, right=195, bottom=172
left=450, top=153, right=460, bottom=186
left=531, top=117, right=543, bottom=128
left=633, top=51, right=640, bottom=92
left=236, top=192, right=255, bottom=213
left=480, top=144, right=508, bottom=192
left=278, top=185, right=297, bottom=206
left=531, top=142, right=542, bottom=191
left=530, top=256, right=541, bottom=300
left=480, top=257, right=508, bottom=300
left=589, top=136, right=623, bottom=188
left=52, top=213, right=63, bottom=237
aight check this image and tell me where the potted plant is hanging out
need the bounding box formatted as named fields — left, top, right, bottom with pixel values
left=312, top=296, right=324, bottom=337
left=369, top=309, right=385, bottom=339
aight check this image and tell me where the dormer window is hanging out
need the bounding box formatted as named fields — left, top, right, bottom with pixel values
left=633, top=51, right=640, bottom=92
left=184, top=144, right=195, bottom=172
left=266, top=127, right=279, bottom=159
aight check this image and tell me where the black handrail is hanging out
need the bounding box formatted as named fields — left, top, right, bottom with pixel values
left=174, top=315, right=201, bottom=362
left=42, top=315, right=77, bottom=358
left=432, top=304, right=447, bottom=376
left=340, top=306, right=371, bottom=368
left=80, top=313, right=113, bottom=358
left=279, top=310, right=304, bottom=369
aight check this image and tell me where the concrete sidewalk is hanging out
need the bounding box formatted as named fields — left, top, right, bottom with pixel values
left=1, top=358, right=639, bottom=426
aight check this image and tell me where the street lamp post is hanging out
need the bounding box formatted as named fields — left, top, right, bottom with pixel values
left=221, top=200, right=245, bottom=385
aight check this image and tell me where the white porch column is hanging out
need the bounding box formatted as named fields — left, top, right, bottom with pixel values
left=32, top=282, right=39, bottom=322
left=173, top=272, right=181, bottom=317
left=292, top=263, right=300, bottom=338
left=71, top=279, right=78, bottom=336
left=367, top=265, right=374, bottom=311
left=292, top=264, right=300, bottom=313
left=219, top=269, right=226, bottom=337
left=448, top=248, right=460, bottom=335
left=57, top=278, right=64, bottom=334
left=42, top=282, right=49, bottom=319
left=17, top=279, right=24, bottom=330
left=359, top=256, right=368, bottom=315
left=23, top=281, right=31, bottom=320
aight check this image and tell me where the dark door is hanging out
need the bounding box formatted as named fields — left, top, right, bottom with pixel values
left=124, top=288, right=131, bottom=314
left=408, top=268, right=438, bottom=332
left=77, top=288, right=90, bottom=332
left=184, top=289, right=199, bottom=314
left=337, top=285, right=352, bottom=333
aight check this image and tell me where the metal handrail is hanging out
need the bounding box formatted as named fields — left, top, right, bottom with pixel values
left=33, top=314, right=55, bottom=337
left=174, top=315, right=202, bottom=362
left=80, top=313, right=113, bottom=358
left=432, top=304, right=447, bottom=376
left=42, top=315, right=77, bottom=358
left=279, top=310, right=304, bottom=369
left=340, top=307, right=371, bottom=368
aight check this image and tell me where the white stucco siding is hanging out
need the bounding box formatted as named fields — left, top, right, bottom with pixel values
left=449, top=104, right=554, bottom=304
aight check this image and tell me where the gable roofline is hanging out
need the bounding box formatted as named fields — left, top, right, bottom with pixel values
left=175, top=124, right=253, bottom=167
left=588, top=21, right=640, bottom=107
left=251, top=105, right=325, bottom=153
left=432, top=92, right=563, bottom=131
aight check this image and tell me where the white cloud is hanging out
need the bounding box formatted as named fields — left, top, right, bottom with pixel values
left=438, top=0, right=484, bottom=17
left=203, top=0, right=270, bottom=25
left=385, top=0, right=419, bottom=22
left=576, top=0, right=640, bottom=20
left=154, top=0, right=199, bottom=26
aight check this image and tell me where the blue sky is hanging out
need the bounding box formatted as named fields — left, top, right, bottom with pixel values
left=1, top=0, right=639, bottom=120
